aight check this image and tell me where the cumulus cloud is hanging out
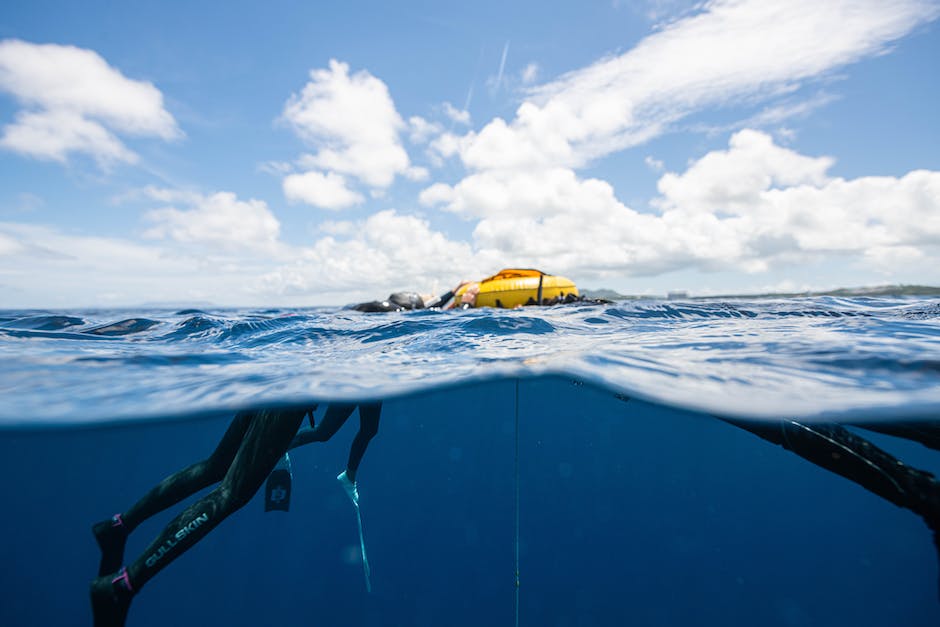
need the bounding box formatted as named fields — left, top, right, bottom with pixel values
left=283, top=170, right=364, bottom=210
left=449, top=0, right=938, bottom=172
left=5, top=131, right=937, bottom=306
left=280, top=60, right=414, bottom=208
left=654, top=129, right=832, bottom=213
left=261, top=209, right=479, bottom=296
left=408, top=0, right=940, bottom=288
left=143, top=189, right=282, bottom=253
left=0, top=39, right=181, bottom=165
left=421, top=130, right=940, bottom=279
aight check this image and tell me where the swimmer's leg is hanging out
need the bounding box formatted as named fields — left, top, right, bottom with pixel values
left=90, top=409, right=305, bottom=627
left=853, top=419, right=940, bottom=452
left=92, top=411, right=254, bottom=576
left=346, top=402, right=381, bottom=483
left=336, top=403, right=382, bottom=506
left=288, top=403, right=356, bottom=450
left=727, top=419, right=940, bottom=521
left=726, top=418, right=940, bottom=595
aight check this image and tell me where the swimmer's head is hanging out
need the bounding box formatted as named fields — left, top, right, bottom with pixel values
left=388, top=292, right=424, bottom=310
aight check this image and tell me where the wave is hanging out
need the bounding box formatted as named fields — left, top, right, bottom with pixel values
left=1, top=297, right=938, bottom=426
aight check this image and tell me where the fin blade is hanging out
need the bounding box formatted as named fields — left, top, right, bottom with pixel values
left=264, top=453, right=292, bottom=512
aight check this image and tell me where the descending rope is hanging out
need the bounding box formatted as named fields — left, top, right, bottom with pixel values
left=514, top=378, right=521, bottom=627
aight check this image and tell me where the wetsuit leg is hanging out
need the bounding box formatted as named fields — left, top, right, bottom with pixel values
left=123, top=411, right=255, bottom=528
left=124, top=408, right=305, bottom=590
left=723, top=418, right=940, bottom=524
left=288, top=403, right=357, bottom=450
left=91, top=409, right=305, bottom=627
left=93, top=411, right=254, bottom=576
left=852, top=420, right=940, bottom=452
left=347, top=402, right=381, bottom=480
left=725, top=417, right=940, bottom=598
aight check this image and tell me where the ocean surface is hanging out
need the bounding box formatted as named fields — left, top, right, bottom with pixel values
left=1, top=297, right=939, bottom=626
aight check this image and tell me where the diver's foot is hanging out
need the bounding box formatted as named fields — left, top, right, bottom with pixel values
left=90, top=567, right=134, bottom=627
left=92, top=514, right=128, bottom=577
left=337, top=470, right=359, bottom=506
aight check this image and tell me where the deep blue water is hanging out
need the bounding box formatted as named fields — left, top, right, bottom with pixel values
left=1, top=298, right=939, bottom=626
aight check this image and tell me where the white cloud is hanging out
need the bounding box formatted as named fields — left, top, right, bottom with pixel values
left=280, top=60, right=413, bottom=207
left=0, top=231, right=26, bottom=256
left=0, top=221, right=303, bottom=307
left=739, top=92, right=839, bottom=129
left=421, top=167, right=624, bottom=220
left=624, top=0, right=703, bottom=23
left=283, top=170, right=364, bottom=210
left=520, top=63, right=540, bottom=85
left=261, top=209, right=479, bottom=296
left=404, top=166, right=430, bottom=182
left=450, top=0, right=938, bottom=172
left=0, top=109, right=139, bottom=164
left=0, top=39, right=181, bottom=165
left=428, top=131, right=467, bottom=163
left=408, top=115, right=442, bottom=144
left=409, top=1, right=940, bottom=288
left=442, top=102, right=470, bottom=125
left=654, top=128, right=833, bottom=213
left=421, top=130, right=940, bottom=280
left=644, top=155, right=665, bottom=172
left=5, top=130, right=937, bottom=307
left=143, top=190, right=282, bottom=253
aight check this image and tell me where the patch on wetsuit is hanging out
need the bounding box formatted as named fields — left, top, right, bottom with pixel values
left=265, top=452, right=292, bottom=512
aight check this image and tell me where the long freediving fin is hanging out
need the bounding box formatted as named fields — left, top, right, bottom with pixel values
left=354, top=500, right=372, bottom=593
left=338, top=471, right=371, bottom=591
left=265, top=452, right=292, bottom=512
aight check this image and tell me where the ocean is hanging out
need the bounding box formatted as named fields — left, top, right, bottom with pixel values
left=1, top=297, right=939, bottom=626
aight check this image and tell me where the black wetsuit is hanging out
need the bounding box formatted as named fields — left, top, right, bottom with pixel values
left=91, top=407, right=309, bottom=626
left=351, top=290, right=455, bottom=313
left=723, top=417, right=940, bottom=542
left=289, top=402, right=382, bottom=479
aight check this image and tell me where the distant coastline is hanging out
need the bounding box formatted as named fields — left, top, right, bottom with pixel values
left=582, top=285, right=940, bottom=301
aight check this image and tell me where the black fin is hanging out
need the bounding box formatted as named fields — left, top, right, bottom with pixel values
left=265, top=453, right=292, bottom=512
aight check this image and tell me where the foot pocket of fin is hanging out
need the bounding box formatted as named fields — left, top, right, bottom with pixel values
left=265, top=453, right=292, bottom=512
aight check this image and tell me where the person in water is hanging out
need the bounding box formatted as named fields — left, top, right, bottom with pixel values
left=288, top=402, right=382, bottom=505
left=90, top=403, right=381, bottom=627
left=351, top=279, right=594, bottom=312
left=721, top=415, right=940, bottom=593
left=351, top=281, right=473, bottom=312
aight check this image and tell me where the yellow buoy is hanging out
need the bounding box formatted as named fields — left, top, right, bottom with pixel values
left=454, top=268, right=579, bottom=308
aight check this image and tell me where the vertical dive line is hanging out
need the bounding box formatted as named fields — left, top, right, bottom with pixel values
left=514, top=378, right=520, bottom=627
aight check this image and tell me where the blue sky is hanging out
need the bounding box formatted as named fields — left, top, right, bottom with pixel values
left=1, top=0, right=938, bottom=307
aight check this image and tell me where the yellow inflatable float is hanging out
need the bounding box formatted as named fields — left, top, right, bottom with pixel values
left=454, top=268, right=579, bottom=308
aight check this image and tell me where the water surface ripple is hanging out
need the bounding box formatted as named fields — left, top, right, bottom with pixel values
left=1, top=297, right=939, bottom=425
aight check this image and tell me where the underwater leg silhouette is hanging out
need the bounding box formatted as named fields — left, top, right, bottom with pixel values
left=725, top=417, right=940, bottom=598
left=90, top=407, right=308, bottom=627
left=288, top=402, right=382, bottom=502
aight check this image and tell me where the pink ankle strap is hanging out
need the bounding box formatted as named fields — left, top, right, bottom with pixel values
left=112, top=567, right=134, bottom=594
left=111, top=514, right=124, bottom=528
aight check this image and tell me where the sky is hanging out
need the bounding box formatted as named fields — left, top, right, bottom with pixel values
left=0, top=0, right=938, bottom=308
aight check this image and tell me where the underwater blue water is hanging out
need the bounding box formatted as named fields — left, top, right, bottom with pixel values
left=1, top=297, right=939, bottom=626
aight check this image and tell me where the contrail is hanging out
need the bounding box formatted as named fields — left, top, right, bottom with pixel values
left=495, top=41, right=509, bottom=89
left=463, top=84, right=474, bottom=113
